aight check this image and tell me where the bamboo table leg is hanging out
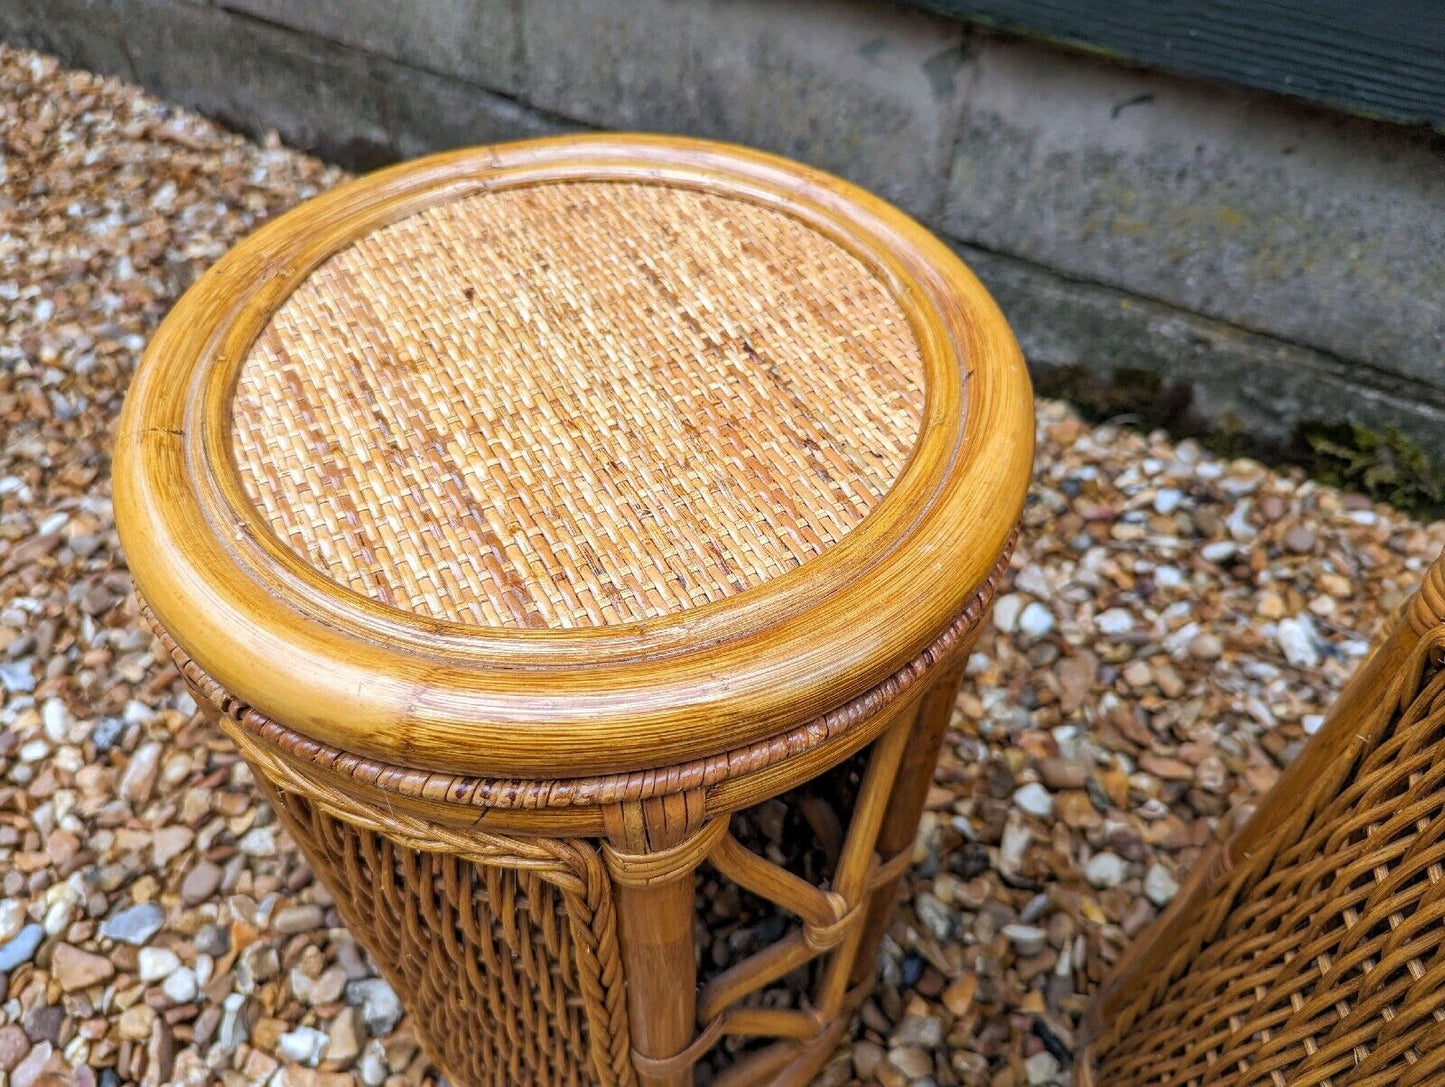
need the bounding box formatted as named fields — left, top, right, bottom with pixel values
left=850, top=659, right=969, bottom=988
left=603, top=797, right=723, bottom=1087
left=614, top=878, right=695, bottom=1087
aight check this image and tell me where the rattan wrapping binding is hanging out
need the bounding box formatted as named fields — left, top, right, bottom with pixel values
left=233, top=182, right=925, bottom=628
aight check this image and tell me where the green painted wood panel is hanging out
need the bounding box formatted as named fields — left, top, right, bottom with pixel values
left=894, top=0, right=1445, bottom=129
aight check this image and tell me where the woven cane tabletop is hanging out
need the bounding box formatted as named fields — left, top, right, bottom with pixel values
left=115, top=135, right=1033, bottom=778
left=234, top=182, right=924, bottom=629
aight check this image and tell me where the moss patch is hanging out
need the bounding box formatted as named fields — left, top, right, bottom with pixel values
left=1295, top=421, right=1445, bottom=520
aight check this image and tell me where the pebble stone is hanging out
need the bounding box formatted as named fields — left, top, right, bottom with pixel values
left=1017, top=602, right=1056, bottom=639
left=346, top=979, right=404, bottom=1037
left=98, top=902, right=164, bottom=946
left=0, top=899, right=25, bottom=943
left=51, top=945, right=115, bottom=992
left=0, top=1024, right=29, bottom=1071
left=0, top=925, right=44, bottom=972
left=1277, top=615, right=1322, bottom=668
left=137, top=946, right=180, bottom=981
left=4, top=41, right=1444, bottom=1087
left=1144, top=863, right=1181, bottom=907
left=1084, top=853, right=1129, bottom=889
left=179, top=859, right=222, bottom=904
left=1013, top=783, right=1054, bottom=819
left=278, top=1026, right=329, bottom=1066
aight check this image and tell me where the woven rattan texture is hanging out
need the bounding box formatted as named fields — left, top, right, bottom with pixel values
left=1090, top=635, right=1445, bottom=1086
left=231, top=181, right=926, bottom=628
left=266, top=787, right=611, bottom=1087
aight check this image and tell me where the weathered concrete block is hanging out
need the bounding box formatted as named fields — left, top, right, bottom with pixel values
left=941, top=33, right=1445, bottom=387
left=111, top=0, right=553, bottom=169
left=6, top=0, right=1443, bottom=467
left=119, top=0, right=396, bottom=167
left=519, top=0, right=970, bottom=218
left=217, top=0, right=521, bottom=94
left=0, top=0, right=135, bottom=82
left=385, top=64, right=570, bottom=162
left=962, top=243, right=1445, bottom=464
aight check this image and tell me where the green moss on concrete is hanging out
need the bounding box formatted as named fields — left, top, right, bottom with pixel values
left=1296, top=421, right=1445, bottom=519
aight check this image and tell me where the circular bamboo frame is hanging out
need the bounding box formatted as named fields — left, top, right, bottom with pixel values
left=113, top=134, right=1033, bottom=779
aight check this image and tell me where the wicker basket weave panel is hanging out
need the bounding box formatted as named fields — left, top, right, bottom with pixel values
left=1086, top=629, right=1445, bottom=1087
left=261, top=774, right=642, bottom=1087
left=232, top=182, right=926, bottom=629
left=268, top=788, right=603, bottom=1086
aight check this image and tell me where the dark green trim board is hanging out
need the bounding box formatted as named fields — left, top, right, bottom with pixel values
left=893, top=0, right=1445, bottom=129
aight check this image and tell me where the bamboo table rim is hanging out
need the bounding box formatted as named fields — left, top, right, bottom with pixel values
left=135, top=531, right=1010, bottom=819
left=113, top=133, right=1034, bottom=780
left=116, top=133, right=1036, bottom=1087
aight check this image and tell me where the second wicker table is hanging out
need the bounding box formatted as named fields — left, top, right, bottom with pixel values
left=114, top=135, right=1034, bottom=1086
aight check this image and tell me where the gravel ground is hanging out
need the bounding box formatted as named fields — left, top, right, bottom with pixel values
left=4, top=45, right=1444, bottom=1087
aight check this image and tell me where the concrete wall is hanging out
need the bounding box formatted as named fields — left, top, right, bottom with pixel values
left=7, top=0, right=1444, bottom=461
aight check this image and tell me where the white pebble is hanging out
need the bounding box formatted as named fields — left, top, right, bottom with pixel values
left=1153, top=566, right=1184, bottom=588
left=42, top=889, right=77, bottom=937
left=219, top=993, right=246, bottom=1050
left=1012, top=783, right=1054, bottom=819
left=1017, top=601, right=1055, bottom=639
left=138, top=947, right=181, bottom=982
left=41, top=698, right=72, bottom=741
left=1200, top=541, right=1237, bottom=562
left=1226, top=502, right=1257, bottom=541
left=1144, top=863, right=1180, bottom=907
left=1096, top=608, right=1135, bottom=635
left=1002, top=923, right=1047, bottom=956
left=1026, top=1051, right=1061, bottom=1085
left=999, top=817, right=1031, bottom=878
left=1014, top=565, right=1052, bottom=597
left=993, top=593, right=1025, bottom=633
left=277, top=1025, right=329, bottom=1066
left=238, top=826, right=277, bottom=857
left=162, top=966, right=199, bottom=1004
left=1277, top=615, right=1321, bottom=668
left=1153, top=488, right=1182, bottom=514
left=0, top=899, right=26, bottom=943
left=1085, top=852, right=1128, bottom=889
left=359, top=1040, right=388, bottom=1087
left=122, top=700, right=153, bottom=725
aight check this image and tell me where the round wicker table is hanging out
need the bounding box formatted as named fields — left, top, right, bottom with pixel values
left=114, top=135, right=1033, bottom=1087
